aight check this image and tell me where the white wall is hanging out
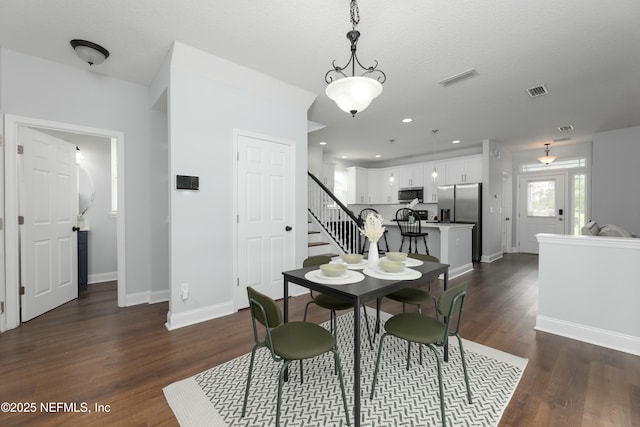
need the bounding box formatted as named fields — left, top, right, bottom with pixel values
left=76, top=137, right=117, bottom=282
left=592, top=126, right=640, bottom=235
left=0, top=47, right=154, bottom=297
left=482, top=140, right=513, bottom=261
left=166, top=42, right=315, bottom=329
left=537, top=234, right=640, bottom=356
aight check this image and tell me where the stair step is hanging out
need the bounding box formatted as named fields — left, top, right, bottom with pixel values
left=308, top=241, right=329, bottom=247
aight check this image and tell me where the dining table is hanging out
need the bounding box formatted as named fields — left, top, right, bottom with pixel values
left=282, top=258, right=449, bottom=427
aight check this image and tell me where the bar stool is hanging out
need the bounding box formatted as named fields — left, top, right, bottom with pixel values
left=359, top=208, right=390, bottom=255
left=395, top=208, right=429, bottom=254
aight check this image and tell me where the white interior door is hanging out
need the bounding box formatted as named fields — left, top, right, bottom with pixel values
left=237, top=134, right=294, bottom=309
left=20, top=127, right=78, bottom=321
left=502, top=172, right=513, bottom=253
left=518, top=174, right=567, bottom=254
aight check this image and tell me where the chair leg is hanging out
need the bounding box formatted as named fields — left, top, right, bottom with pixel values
left=456, top=334, right=473, bottom=403
left=299, top=359, right=304, bottom=384
left=242, top=345, right=260, bottom=417
left=427, top=344, right=446, bottom=427
left=332, top=348, right=351, bottom=426
left=399, top=236, right=405, bottom=252
left=330, top=310, right=338, bottom=374
left=303, top=300, right=314, bottom=321
left=418, top=304, right=423, bottom=365
left=370, top=333, right=389, bottom=399
left=423, top=236, right=429, bottom=255
left=277, top=360, right=293, bottom=427
left=406, top=341, right=412, bottom=370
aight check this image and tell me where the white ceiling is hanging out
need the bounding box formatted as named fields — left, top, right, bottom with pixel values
left=1, top=0, right=639, bottom=164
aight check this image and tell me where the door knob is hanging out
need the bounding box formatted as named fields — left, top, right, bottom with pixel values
left=72, top=226, right=80, bottom=232
left=285, top=226, right=292, bottom=231
left=558, top=218, right=563, bottom=221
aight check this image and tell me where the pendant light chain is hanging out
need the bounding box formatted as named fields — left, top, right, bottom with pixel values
left=350, top=0, right=360, bottom=29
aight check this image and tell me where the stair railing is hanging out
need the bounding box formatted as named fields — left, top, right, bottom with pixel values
left=308, top=172, right=362, bottom=254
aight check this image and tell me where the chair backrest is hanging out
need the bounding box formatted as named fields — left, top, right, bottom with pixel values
left=303, top=255, right=331, bottom=268
left=436, top=282, right=468, bottom=339
left=358, top=208, right=380, bottom=226
left=247, top=286, right=282, bottom=329
left=395, top=208, right=422, bottom=234
left=407, top=253, right=439, bottom=263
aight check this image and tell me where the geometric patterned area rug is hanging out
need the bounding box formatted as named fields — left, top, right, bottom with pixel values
left=164, top=309, right=527, bottom=426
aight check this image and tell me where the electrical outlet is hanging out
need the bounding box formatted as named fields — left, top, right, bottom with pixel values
left=180, top=283, right=189, bottom=300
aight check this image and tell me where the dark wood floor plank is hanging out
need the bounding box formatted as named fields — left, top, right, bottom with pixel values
left=1, top=254, right=639, bottom=427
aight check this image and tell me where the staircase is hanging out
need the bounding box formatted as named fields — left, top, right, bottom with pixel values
left=307, top=172, right=362, bottom=256
left=307, top=218, right=335, bottom=257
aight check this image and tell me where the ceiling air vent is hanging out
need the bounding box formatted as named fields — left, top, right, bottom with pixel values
left=526, top=85, right=549, bottom=98
left=557, top=125, right=574, bottom=132
left=553, top=137, right=571, bottom=142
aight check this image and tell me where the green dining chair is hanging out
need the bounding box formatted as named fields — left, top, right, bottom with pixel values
left=381, top=253, right=439, bottom=364
left=242, top=286, right=350, bottom=426
left=384, top=253, right=439, bottom=314
left=370, top=282, right=472, bottom=427
left=302, top=256, right=373, bottom=350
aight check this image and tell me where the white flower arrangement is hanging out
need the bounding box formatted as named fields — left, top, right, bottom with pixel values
left=407, top=198, right=420, bottom=209
left=360, top=213, right=385, bottom=243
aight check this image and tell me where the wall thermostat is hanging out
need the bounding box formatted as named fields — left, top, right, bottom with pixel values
left=176, top=175, right=199, bottom=190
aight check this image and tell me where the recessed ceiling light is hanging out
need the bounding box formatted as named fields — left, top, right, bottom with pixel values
left=452, top=140, right=461, bottom=144
left=402, top=118, right=412, bottom=123
left=319, top=141, right=327, bottom=145
left=375, top=154, right=381, bottom=158
left=342, top=155, right=348, bottom=159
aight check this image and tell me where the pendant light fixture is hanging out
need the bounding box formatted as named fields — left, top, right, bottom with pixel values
left=325, top=0, right=386, bottom=117
left=538, top=143, right=557, bottom=165
left=388, top=139, right=395, bottom=183
left=431, top=129, right=439, bottom=180
left=70, top=39, right=110, bottom=66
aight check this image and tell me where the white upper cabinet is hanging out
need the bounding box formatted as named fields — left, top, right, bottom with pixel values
left=346, top=166, right=368, bottom=204
left=444, top=155, right=482, bottom=184
left=423, top=161, right=446, bottom=203
left=367, top=169, right=382, bottom=204
left=321, top=163, right=335, bottom=189
left=380, top=167, right=399, bottom=204
left=398, top=164, right=424, bottom=188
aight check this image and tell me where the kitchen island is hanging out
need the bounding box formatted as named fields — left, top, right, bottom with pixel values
left=382, top=221, right=474, bottom=278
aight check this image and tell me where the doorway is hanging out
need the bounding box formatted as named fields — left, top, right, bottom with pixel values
left=517, top=173, right=568, bottom=254
left=3, top=114, right=126, bottom=331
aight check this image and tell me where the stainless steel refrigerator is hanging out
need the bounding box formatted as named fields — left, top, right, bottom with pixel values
left=437, top=183, right=482, bottom=262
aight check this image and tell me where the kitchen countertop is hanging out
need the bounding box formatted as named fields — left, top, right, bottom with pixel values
left=383, top=220, right=474, bottom=230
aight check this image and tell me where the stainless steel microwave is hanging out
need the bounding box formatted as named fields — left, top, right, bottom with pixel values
left=398, top=187, right=424, bottom=204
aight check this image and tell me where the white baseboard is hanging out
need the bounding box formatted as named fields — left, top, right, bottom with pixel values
left=125, top=291, right=152, bottom=306
left=535, top=315, right=640, bottom=356
left=480, top=251, right=503, bottom=263
left=165, top=302, right=235, bottom=331
left=448, top=262, right=473, bottom=279
left=88, top=271, right=117, bottom=284
left=150, top=289, right=170, bottom=303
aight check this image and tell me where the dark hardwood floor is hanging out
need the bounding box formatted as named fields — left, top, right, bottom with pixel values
left=1, top=254, right=638, bottom=426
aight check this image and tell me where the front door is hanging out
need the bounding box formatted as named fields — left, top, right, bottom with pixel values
left=20, top=127, right=78, bottom=321
left=518, top=173, right=567, bottom=254
left=236, top=133, right=294, bottom=308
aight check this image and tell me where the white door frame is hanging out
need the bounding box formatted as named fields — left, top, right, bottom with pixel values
left=3, top=114, right=126, bottom=331
left=502, top=171, right=513, bottom=253
left=232, top=128, right=297, bottom=311
left=516, top=172, right=568, bottom=253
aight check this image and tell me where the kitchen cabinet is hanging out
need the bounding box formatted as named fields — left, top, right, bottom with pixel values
left=398, top=164, right=424, bottom=188
left=423, top=161, right=446, bottom=203
left=367, top=169, right=382, bottom=204
left=321, top=163, right=335, bottom=189
left=380, top=167, right=399, bottom=204
left=445, top=155, right=482, bottom=184
left=346, top=166, right=368, bottom=204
